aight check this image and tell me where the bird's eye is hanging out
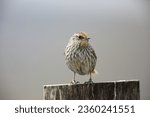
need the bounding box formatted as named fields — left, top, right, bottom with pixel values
left=78, top=35, right=84, bottom=39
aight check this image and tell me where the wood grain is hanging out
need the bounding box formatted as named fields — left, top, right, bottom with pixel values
left=43, top=80, right=140, bottom=100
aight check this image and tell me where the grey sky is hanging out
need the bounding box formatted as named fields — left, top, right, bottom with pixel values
left=0, top=0, right=150, bottom=99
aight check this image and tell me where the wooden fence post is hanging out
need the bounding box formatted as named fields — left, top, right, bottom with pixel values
left=115, top=80, right=140, bottom=100
left=43, top=80, right=140, bottom=100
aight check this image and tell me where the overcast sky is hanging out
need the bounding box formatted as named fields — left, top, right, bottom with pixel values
left=0, top=0, right=150, bottom=99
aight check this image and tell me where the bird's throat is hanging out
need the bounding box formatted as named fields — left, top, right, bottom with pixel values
left=80, top=40, right=88, bottom=47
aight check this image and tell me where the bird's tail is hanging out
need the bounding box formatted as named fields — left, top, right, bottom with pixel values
left=91, top=69, right=98, bottom=75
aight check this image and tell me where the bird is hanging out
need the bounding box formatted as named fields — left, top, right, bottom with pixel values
left=64, top=32, right=97, bottom=84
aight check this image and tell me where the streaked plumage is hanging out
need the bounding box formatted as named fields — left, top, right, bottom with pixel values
left=64, top=32, right=97, bottom=84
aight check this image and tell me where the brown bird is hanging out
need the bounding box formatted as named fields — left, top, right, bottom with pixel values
left=64, top=32, right=97, bottom=84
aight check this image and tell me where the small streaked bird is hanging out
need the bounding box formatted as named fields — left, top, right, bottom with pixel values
left=64, top=32, right=97, bottom=84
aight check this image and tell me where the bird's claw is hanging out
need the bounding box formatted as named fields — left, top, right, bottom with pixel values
left=70, top=80, right=80, bottom=85
left=84, top=79, right=93, bottom=84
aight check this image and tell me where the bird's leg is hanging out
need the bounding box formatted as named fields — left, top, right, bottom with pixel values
left=84, top=72, right=93, bottom=84
left=73, top=72, right=76, bottom=81
left=89, top=73, right=93, bottom=82
left=70, top=72, right=80, bottom=84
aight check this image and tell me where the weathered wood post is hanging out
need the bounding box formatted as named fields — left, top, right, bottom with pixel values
left=43, top=80, right=140, bottom=100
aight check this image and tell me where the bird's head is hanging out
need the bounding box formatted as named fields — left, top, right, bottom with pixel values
left=72, top=32, right=90, bottom=47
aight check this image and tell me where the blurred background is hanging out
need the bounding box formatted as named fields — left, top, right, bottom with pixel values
left=0, top=0, right=150, bottom=99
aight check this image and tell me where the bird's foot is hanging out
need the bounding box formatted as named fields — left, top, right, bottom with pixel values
left=70, top=79, right=80, bottom=85
left=84, top=79, right=93, bottom=84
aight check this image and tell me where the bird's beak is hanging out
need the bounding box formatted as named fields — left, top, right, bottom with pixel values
left=83, top=37, right=90, bottom=41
